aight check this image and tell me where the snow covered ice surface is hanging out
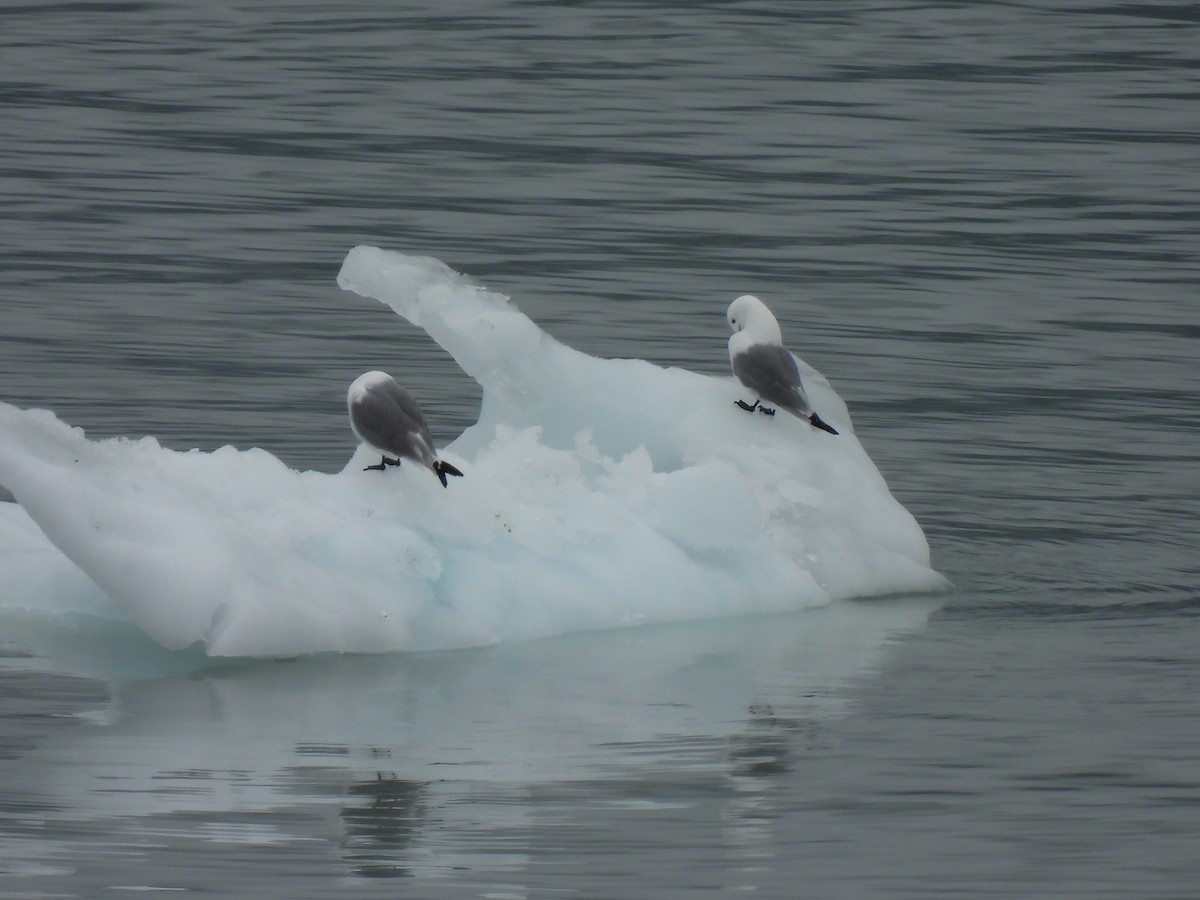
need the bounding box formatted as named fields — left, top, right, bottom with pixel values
left=0, top=247, right=948, bottom=658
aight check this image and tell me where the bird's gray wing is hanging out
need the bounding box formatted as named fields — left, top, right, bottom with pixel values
left=732, top=344, right=812, bottom=417
left=352, top=383, right=437, bottom=465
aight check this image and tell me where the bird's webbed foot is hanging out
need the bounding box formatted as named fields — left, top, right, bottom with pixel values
left=735, top=399, right=760, bottom=412
left=758, top=405, right=776, bottom=416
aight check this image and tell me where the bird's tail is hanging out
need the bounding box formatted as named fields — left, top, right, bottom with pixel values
left=809, top=413, right=839, bottom=435
left=434, top=459, right=465, bottom=488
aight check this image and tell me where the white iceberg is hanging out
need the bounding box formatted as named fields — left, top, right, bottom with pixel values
left=0, top=247, right=948, bottom=657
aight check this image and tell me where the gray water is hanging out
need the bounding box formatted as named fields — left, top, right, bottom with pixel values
left=2, top=1, right=1198, bottom=897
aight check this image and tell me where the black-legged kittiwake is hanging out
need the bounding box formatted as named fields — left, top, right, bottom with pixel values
left=726, top=294, right=839, bottom=435
left=347, top=371, right=465, bottom=486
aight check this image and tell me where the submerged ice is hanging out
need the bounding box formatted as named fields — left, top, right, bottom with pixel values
left=0, top=247, right=948, bottom=657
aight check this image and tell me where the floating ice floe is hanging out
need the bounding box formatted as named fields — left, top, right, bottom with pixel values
left=0, top=247, right=948, bottom=657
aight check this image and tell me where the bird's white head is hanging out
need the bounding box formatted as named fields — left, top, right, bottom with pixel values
left=348, top=370, right=393, bottom=406
left=727, top=294, right=782, bottom=345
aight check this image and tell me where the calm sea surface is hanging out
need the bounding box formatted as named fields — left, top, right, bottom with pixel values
left=2, top=1, right=1198, bottom=897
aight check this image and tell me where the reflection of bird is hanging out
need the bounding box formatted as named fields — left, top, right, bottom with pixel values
left=726, top=294, right=838, bottom=435
left=342, top=772, right=426, bottom=879
left=347, top=371, right=464, bottom=486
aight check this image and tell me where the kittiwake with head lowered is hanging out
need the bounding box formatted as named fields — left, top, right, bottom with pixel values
left=726, top=294, right=839, bottom=435
left=347, top=370, right=464, bottom=486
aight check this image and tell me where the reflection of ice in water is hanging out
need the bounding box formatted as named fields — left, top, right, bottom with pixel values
left=0, top=246, right=946, bottom=658
left=1, top=599, right=937, bottom=891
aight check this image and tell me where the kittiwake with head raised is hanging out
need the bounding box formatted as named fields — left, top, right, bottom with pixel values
left=726, top=294, right=839, bottom=435
left=347, top=371, right=464, bottom=486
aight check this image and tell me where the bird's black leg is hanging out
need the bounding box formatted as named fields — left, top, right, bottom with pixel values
left=735, top=399, right=760, bottom=412
left=364, top=455, right=402, bottom=471
left=758, top=405, right=776, bottom=416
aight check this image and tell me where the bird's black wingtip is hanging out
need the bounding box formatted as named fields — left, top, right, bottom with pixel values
left=810, top=413, right=839, bottom=435
left=435, top=460, right=464, bottom=487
